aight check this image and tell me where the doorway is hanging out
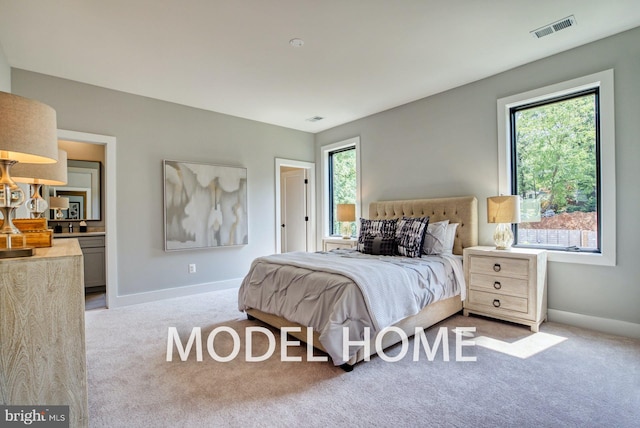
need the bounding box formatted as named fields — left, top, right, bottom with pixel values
left=275, top=158, right=315, bottom=253
left=57, top=129, right=117, bottom=308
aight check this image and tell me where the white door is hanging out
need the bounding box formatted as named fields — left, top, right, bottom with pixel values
left=281, top=169, right=308, bottom=252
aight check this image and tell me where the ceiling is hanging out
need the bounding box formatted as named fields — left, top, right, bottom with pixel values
left=1, top=1, right=639, bottom=133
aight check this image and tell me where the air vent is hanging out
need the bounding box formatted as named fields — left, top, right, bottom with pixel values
left=530, top=15, right=576, bottom=39
left=306, top=116, right=324, bottom=122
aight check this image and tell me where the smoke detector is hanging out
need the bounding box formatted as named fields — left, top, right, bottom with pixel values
left=289, top=38, right=304, bottom=47
left=306, top=116, right=324, bottom=122
left=530, top=15, right=577, bottom=39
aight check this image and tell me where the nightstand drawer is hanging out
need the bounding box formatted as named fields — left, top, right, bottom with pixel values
left=469, top=255, right=529, bottom=277
left=325, top=242, right=350, bottom=251
left=323, top=238, right=358, bottom=251
left=469, top=273, right=528, bottom=297
left=469, top=290, right=528, bottom=314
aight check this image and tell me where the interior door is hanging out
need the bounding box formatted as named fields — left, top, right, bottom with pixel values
left=281, top=169, right=308, bottom=252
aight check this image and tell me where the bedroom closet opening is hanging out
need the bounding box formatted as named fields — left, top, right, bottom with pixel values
left=275, top=158, right=315, bottom=254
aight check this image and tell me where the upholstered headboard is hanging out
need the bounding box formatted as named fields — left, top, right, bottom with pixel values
left=369, top=196, right=478, bottom=255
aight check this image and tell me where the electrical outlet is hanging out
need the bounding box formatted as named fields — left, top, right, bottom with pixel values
left=188, top=264, right=196, bottom=274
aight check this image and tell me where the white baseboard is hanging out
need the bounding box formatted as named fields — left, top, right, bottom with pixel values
left=108, top=278, right=242, bottom=308
left=548, top=309, right=640, bottom=339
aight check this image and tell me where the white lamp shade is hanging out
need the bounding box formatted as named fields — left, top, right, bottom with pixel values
left=487, top=196, right=521, bottom=224
left=12, top=149, right=68, bottom=185
left=49, top=196, right=69, bottom=210
left=0, top=92, right=58, bottom=163
left=336, top=204, right=356, bottom=222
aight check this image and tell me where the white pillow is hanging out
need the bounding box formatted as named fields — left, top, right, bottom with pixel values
left=443, top=223, right=459, bottom=254
left=423, top=220, right=449, bottom=255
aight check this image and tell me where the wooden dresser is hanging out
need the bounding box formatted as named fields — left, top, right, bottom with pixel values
left=463, top=246, right=548, bottom=332
left=0, top=239, right=88, bottom=427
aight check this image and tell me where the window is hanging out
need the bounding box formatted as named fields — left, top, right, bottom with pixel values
left=498, top=70, right=615, bottom=266
left=512, top=89, right=599, bottom=251
left=322, top=137, right=361, bottom=238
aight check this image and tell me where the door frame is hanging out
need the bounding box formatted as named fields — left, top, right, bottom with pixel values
left=274, top=158, right=315, bottom=254
left=58, top=129, right=117, bottom=308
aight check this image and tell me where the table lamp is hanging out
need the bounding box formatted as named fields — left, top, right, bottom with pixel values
left=0, top=91, right=58, bottom=257
left=487, top=195, right=521, bottom=250
left=49, top=196, right=69, bottom=233
left=12, top=149, right=68, bottom=218
left=336, top=203, right=356, bottom=239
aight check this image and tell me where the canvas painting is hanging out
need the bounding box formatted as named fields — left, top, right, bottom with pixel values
left=163, top=160, right=248, bottom=251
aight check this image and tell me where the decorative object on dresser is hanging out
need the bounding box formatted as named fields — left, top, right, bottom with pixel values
left=487, top=195, right=521, bottom=249
left=323, top=236, right=358, bottom=251
left=0, top=218, right=53, bottom=248
left=463, top=246, right=547, bottom=332
left=0, top=92, right=59, bottom=258
left=336, top=203, right=356, bottom=238
left=12, top=149, right=68, bottom=218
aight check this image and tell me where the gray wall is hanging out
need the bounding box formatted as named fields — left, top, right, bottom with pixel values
left=0, top=41, right=10, bottom=92
left=316, top=26, right=640, bottom=326
left=12, top=70, right=314, bottom=296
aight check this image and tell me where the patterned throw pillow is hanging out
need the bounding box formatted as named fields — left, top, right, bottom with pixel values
left=361, top=235, right=396, bottom=256
left=357, top=218, right=398, bottom=252
left=396, top=216, right=430, bottom=258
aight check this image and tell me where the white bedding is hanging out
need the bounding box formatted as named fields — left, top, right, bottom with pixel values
left=238, top=249, right=465, bottom=365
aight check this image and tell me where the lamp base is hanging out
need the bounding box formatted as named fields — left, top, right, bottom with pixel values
left=340, top=222, right=353, bottom=240
left=493, top=223, right=514, bottom=250
left=0, top=247, right=34, bottom=259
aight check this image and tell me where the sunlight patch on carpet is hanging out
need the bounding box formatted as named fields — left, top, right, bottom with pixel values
left=472, top=332, right=567, bottom=359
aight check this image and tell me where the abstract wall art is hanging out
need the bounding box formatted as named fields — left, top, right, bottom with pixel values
left=163, top=160, right=248, bottom=251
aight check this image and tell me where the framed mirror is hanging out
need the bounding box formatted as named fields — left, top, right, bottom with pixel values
left=47, top=160, right=102, bottom=220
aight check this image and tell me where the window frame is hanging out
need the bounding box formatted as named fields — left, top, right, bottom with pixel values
left=321, top=136, right=361, bottom=239
left=497, top=70, right=615, bottom=266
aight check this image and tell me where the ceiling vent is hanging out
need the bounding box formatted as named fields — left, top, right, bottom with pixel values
left=306, top=116, right=324, bottom=122
left=530, top=15, right=576, bottom=39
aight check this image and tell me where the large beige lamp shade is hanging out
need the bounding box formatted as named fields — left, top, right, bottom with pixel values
left=0, top=92, right=59, bottom=163
left=13, top=149, right=68, bottom=218
left=336, top=203, right=356, bottom=239
left=487, top=195, right=521, bottom=250
left=0, top=91, right=58, bottom=255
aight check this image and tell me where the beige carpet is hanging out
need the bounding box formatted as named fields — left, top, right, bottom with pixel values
left=85, top=287, right=640, bottom=427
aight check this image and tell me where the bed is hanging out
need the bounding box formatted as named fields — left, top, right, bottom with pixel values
left=238, top=196, right=478, bottom=370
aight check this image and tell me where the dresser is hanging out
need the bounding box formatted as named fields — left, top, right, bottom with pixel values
left=0, top=239, right=88, bottom=427
left=463, top=246, right=548, bottom=332
left=323, top=237, right=358, bottom=251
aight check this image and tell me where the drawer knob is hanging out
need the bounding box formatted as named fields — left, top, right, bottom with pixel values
left=493, top=263, right=501, bottom=272
left=493, top=281, right=502, bottom=290
left=493, top=299, right=501, bottom=308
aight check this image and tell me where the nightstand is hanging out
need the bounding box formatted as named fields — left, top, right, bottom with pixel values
left=463, top=246, right=547, bottom=332
left=323, top=237, right=358, bottom=251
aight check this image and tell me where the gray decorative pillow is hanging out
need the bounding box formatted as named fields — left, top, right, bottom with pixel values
left=357, top=218, right=398, bottom=252
left=443, top=223, right=459, bottom=254
left=423, top=220, right=449, bottom=255
left=396, top=216, right=430, bottom=258
left=361, top=235, right=396, bottom=256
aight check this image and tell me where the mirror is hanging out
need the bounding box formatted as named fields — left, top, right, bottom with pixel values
left=47, top=160, right=102, bottom=220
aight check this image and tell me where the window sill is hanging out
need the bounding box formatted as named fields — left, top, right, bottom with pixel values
left=546, top=249, right=615, bottom=266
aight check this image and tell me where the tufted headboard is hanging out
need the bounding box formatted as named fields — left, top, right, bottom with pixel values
left=369, top=196, right=478, bottom=255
